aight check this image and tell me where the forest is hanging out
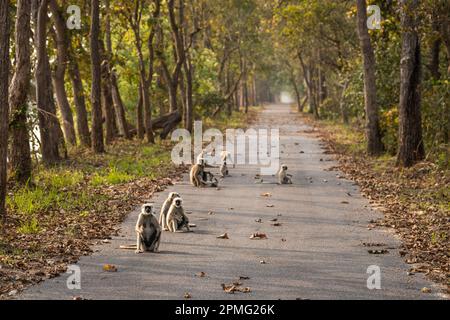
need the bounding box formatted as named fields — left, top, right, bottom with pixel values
left=0, top=0, right=448, bottom=299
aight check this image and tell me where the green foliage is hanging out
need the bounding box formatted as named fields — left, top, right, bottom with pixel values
left=35, top=169, right=84, bottom=189
left=90, top=168, right=134, bottom=186
left=17, top=217, right=41, bottom=235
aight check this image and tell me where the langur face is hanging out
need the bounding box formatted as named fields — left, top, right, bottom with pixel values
left=282, top=165, right=288, bottom=171
left=144, top=205, right=153, bottom=214
left=175, top=199, right=182, bottom=207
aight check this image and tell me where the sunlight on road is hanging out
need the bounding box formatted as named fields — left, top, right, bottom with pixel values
left=280, top=92, right=294, bottom=104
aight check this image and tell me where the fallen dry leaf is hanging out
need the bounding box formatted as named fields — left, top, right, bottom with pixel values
left=421, top=287, right=431, bottom=293
left=196, top=272, right=206, bottom=277
left=250, top=232, right=267, bottom=240
left=362, top=242, right=386, bottom=247
left=221, top=283, right=251, bottom=294
left=72, top=296, right=87, bottom=300
left=271, top=223, right=282, bottom=227
left=261, top=192, right=272, bottom=197
left=184, top=292, right=192, bottom=299
left=368, top=249, right=389, bottom=255
left=266, top=204, right=275, bottom=208
left=341, top=201, right=349, bottom=204
left=103, top=264, right=117, bottom=272
left=217, top=233, right=229, bottom=239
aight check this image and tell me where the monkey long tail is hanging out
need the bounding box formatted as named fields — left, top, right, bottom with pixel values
left=119, top=244, right=137, bottom=250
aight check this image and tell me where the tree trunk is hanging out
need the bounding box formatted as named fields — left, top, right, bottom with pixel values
left=101, top=61, right=117, bottom=145
left=429, top=20, right=441, bottom=80
left=35, top=0, right=62, bottom=165
left=136, top=82, right=144, bottom=139
left=291, top=77, right=302, bottom=112
left=131, top=17, right=154, bottom=143
left=234, top=89, right=240, bottom=112
left=252, top=76, right=258, bottom=106
left=339, top=79, right=350, bottom=124
left=152, top=110, right=182, bottom=139
left=429, top=38, right=441, bottom=80
left=0, top=0, right=10, bottom=217
left=356, top=0, right=384, bottom=155
left=226, top=67, right=232, bottom=116
left=9, top=0, right=32, bottom=184
left=298, top=52, right=317, bottom=117
left=397, top=0, right=425, bottom=167
left=244, top=81, right=249, bottom=114
left=140, top=76, right=154, bottom=143
left=68, top=52, right=91, bottom=147
left=49, top=0, right=76, bottom=146
left=110, top=71, right=130, bottom=139
left=183, top=56, right=194, bottom=132
left=90, top=0, right=105, bottom=153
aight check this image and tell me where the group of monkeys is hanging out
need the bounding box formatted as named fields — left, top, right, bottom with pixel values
left=189, top=150, right=230, bottom=188
left=133, top=192, right=188, bottom=254
left=131, top=150, right=293, bottom=254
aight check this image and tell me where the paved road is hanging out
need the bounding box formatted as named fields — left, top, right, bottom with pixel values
left=20, top=104, right=443, bottom=300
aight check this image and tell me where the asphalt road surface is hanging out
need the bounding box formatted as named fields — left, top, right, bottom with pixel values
left=20, top=104, right=444, bottom=300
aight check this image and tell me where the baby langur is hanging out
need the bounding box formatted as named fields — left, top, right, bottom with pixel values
left=278, top=164, right=293, bottom=184
left=135, top=203, right=161, bottom=253
left=204, top=171, right=219, bottom=187
left=220, top=161, right=229, bottom=178
left=166, top=197, right=190, bottom=233
left=159, top=192, right=180, bottom=231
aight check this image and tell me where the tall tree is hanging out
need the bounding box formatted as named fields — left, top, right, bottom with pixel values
left=397, top=0, right=425, bottom=167
left=159, top=0, right=186, bottom=115
left=105, top=0, right=130, bottom=139
left=110, top=70, right=130, bottom=139
left=68, top=46, right=91, bottom=147
left=356, top=0, right=384, bottom=155
left=101, top=59, right=117, bottom=144
left=126, top=0, right=157, bottom=143
left=35, top=0, right=63, bottom=165
left=90, top=0, right=105, bottom=153
left=0, top=0, right=10, bottom=218
left=9, top=0, right=33, bottom=184
left=49, top=0, right=77, bottom=146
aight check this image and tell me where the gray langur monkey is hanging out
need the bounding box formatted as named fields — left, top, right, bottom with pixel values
left=190, top=158, right=205, bottom=187
left=204, top=171, right=219, bottom=187
left=278, top=164, right=293, bottom=184
left=221, top=151, right=235, bottom=168
left=159, top=192, right=180, bottom=230
left=135, top=203, right=161, bottom=253
left=220, top=161, right=229, bottom=177
left=166, top=197, right=190, bottom=232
